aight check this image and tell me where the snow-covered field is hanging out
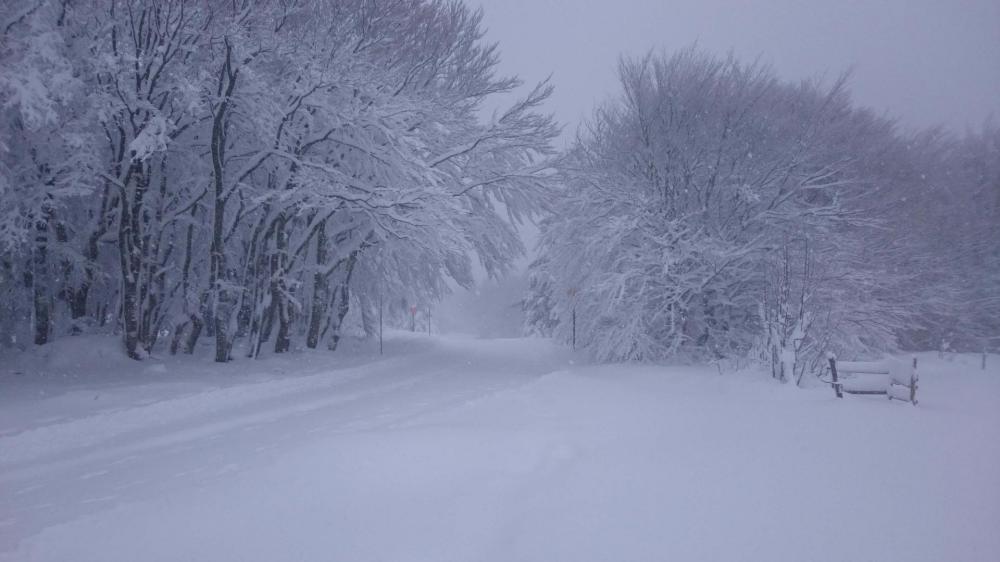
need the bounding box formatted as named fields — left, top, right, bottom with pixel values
left=2, top=334, right=998, bottom=561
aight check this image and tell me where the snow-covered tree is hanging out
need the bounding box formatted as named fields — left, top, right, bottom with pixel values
left=0, top=0, right=559, bottom=361
left=529, top=48, right=943, bottom=380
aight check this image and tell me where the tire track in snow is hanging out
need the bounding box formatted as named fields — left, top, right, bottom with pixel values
left=0, top=335, right=575, bottom=554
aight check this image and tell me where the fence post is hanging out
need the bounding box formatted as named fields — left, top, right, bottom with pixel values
left=828, top=354, right=842, bottom=399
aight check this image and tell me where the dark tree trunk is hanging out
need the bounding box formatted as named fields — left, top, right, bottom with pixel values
left=243, top=208, right=275, bottom=357
left=69, top=284, right=89, bottom=320
left=209, top=40, right=238, bottom=363
left=52, top=216, right=84, bottom=327
left=172, top=212, right=202, bottom=355
left=255, top=294, right=277, bottom=357
left=328, top=249, right=360, bottom=352
left=306, top=219, right=328, bottom=349
left=274, top=297, right=292, bottom=353
left=170, top=320, right=189, bottom=355
left=72, top=180, right=115, bottom=320
left=272, top=214, right=291, bottom=354
left=138, top=161, right=173, bottom=355
left=184, top=313, right=204, bottom=355
left=32, top=209, right=50, bottom=345
left=119, top=162, right=147, bottom=360
left=328, top=283, right=350, bottom=352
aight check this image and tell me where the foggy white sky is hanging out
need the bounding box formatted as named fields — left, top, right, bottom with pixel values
left=475, top=0, right=1000, bottom=140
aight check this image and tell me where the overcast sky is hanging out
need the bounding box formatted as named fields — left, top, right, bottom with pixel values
left=474, top=0, right=1000, bottom=142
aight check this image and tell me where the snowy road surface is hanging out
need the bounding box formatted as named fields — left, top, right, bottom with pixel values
left=2, top=334, right=999, bottom=561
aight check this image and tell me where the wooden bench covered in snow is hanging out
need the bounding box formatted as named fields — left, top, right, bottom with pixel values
left=826, top=354, right=918, bottom=405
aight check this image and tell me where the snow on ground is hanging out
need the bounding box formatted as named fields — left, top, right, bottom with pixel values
left=1, top=334, right=998, bottom=561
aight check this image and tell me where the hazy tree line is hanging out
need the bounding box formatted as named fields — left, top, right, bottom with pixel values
left=1, top=2, right=996, bottom=380
left=0, top=0, right=558, bottom=361
left=527, top=49, right=998, bottom=381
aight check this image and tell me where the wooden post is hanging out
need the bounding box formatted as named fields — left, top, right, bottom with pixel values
left=828, top=356, right=843, bottom=399
left=378, top=290, right=383, bottom=356
left=983, top=349, right=987, bottom=371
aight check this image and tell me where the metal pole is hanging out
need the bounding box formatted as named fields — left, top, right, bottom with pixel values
left=378, top=289, right=383, bottom=355
left=567, top=287, right=579, bottom=351
left=572, top=306, right=576, bottom=350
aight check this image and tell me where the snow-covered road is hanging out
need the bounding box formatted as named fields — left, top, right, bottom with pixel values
left=1, top=335, right=571, bottom=555
left=2, top=335, right=998, bottom=561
